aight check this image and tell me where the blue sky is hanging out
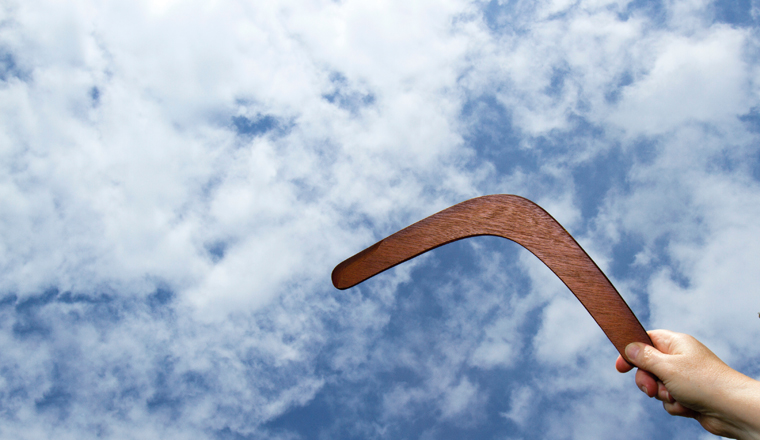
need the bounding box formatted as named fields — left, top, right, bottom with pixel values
left=1, top=0, right=760, bottom=438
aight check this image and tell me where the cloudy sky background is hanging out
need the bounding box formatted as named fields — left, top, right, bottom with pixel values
left=2, top=0, right=760, bottom=438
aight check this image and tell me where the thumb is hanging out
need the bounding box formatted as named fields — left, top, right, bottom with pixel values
left=625, top=342, right=665, bottom=375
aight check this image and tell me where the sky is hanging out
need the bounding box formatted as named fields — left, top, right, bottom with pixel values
left=1, top=0, right=760, bottom=438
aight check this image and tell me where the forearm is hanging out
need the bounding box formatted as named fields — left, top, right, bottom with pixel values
left=723, top=373, right=760, bottom=440
left=705, top=370, right=760, bottom=440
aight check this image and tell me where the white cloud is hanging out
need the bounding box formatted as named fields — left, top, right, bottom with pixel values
left=2, top=0, right=760, bottom=438
left=439, top=376, right=483, bottom=419
left=469, top=318, right=521, bottom=369
left=532, top=294, right=609, bottom=365
left=499, top=385, right=534, bottom=427
left=462, top=3, right=647, bottom=137
left=0, top=0, right=485, bottom=306
left=610, top=25, right=751, bottom=135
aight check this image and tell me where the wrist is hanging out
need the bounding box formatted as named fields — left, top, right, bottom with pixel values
left=716, top=373, right=760, bottom=440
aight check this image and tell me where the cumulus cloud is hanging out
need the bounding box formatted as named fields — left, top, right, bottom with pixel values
left=610, top=25, right=751, bottom=135
left=1, top=0, right=760, bottom=438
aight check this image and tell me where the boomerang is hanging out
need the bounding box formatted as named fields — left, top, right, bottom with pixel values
left=332, top=194, right=652, bottom=362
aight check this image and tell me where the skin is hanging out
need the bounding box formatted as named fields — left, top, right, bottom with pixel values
left=615, top=330, right=760, bottom=440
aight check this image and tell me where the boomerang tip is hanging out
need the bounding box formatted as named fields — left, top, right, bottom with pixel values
left=332, top=241, right=387, bottom=290
left=331, top=250, right=364, bottom=290
left=332, top=259, right=367, bottom=290
left=331, top=262, right=352, bottom=290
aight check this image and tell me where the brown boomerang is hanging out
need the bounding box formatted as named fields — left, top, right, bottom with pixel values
left=332, top=194, right=652, bottom=362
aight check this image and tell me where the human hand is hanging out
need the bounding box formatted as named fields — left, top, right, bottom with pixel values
left=616, top=329, right=760, bottom=440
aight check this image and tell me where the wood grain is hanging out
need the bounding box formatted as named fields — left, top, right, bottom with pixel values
left=332, top=194, right=652, bottom=361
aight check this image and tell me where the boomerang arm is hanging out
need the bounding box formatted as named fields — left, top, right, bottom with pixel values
left=332, top=194, right=652, bottom=360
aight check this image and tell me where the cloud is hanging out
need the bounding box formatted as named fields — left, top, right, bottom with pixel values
left=2, top=0, right=760, bottom=439
left=499, top=385, right=533, bottom=427
left=610, top=25, right=751, bottom=135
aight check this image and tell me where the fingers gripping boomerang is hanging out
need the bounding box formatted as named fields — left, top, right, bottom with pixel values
left=332, top=194, right=652, bottom=362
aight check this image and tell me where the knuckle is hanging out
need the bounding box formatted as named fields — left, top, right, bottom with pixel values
left=639, top=346, right=656, bottom=367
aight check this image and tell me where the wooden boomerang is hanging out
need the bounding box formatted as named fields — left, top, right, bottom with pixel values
left=332, top=194, right=652, bottom=362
